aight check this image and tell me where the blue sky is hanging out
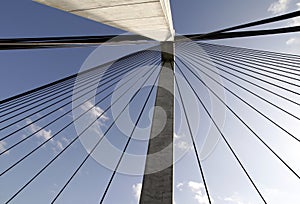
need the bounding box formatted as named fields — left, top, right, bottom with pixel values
left=0, top=0, right=300, bottom=99
left=1, top=0, right=300, bottom=203
left=0, top=0, right=118, bottom=100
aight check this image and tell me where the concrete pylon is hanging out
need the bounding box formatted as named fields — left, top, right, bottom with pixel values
left=140, top=41, right=174, bottom=204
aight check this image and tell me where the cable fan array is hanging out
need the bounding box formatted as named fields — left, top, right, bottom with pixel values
left=1, top=43, right=300, bottom=203
left=1, top=7, right=300, bottom=204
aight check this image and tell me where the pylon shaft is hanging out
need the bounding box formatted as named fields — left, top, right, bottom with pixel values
left=140, top=42, right=175, bottom=204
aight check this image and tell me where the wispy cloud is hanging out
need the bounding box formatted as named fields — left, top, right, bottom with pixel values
left=176, top=181, right=210, bottom=204
left=174, top=134, right=192, bottom=151
left=262, top=186, right=300, bottom=204
left=132, top=182, right=142, bottom=202
left=25, top=119, right=69, bottom=154
left=286, top=37, right=300, bottom=45
left=175, top=181, right=211, bottom=203
left=223, top=192, right=259, bottom=204
left=286, top=2, right=300, bottom=45
left=289, top=16, right=300, bottom=26
left=176, top=182, right=184, bottom=191
left=0, top=141, right=9, bottom=155
left=289, top=2, right=300, bottom=26
left=81, top=101, right=109, bottom=123
left=188, top=181, right=211, bottom=204
left=268, top=1, right=300, bottom=46
left=78, top=101, right=109, bottom=137
left=51, top=136, right=70, bottom=154
left=224, top=192, right=247, bottom=204
left=54, top=140, right=64, bottom=152
left=26, top=119, right=53, bottom=141
left=268, top=0, right=291, bottom=14
left=177, top=140, right=190, bottom=150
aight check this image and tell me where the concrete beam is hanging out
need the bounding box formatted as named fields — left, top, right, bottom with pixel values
left=140, top=41, right=174, bottom=203
left=33, top=0, right=175, bottom=41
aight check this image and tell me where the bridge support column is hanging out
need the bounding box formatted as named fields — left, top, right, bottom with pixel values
left=140, top=42, right=175, bottom=204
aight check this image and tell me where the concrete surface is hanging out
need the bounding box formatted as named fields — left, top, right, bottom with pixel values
left=140, top=42, right=174, bottom=204
left=34, top=0, right=175, bottom=41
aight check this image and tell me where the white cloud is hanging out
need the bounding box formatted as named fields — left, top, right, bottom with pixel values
left=285, top=2, right=300, bottom=46
left=268, top=1, right=300, bottom=46
left=263, top=187, right=280, bottom=199
left=174, top=134, right=192, bottom=151
left=25, top=119, right=68, bottom=154
left=61, top=137, right=71, bottom=145
left=177, top=140, right=190, bottom=150
left=0, top=141, right=9, bottom=155
left=223, top=192, right=254, bottom=204
left=289, top=16, right=300, bottom=26
left=288, top=2, right=300, bottom=26
left=51, top=137, right=72, bottom=154
left=286, top=37, right=300, bottom=45
left=224, top=194, right=243, bottom=204
left=188, top=181, right=211, bottom=204
left=262, top=186, right=300, bottom=204
left=26, top=119, right=52, bottom=141
left=81, top=101, right=109, bottom=122
left=176, top=182, right=184, bottom=191
left=268, top=0, right=290, bottom=14
left=132, top=183, right=142, bottom=201
left=56, top=140, right=64, bottom=151
left=188, top=181, right=205, bottom=191
left=78, top=101, right=109, bottom=136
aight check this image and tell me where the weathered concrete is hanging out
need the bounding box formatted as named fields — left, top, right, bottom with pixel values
left=140, top=42, right=174, bottom=204
left=33, top=0, right=175, bottom=41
